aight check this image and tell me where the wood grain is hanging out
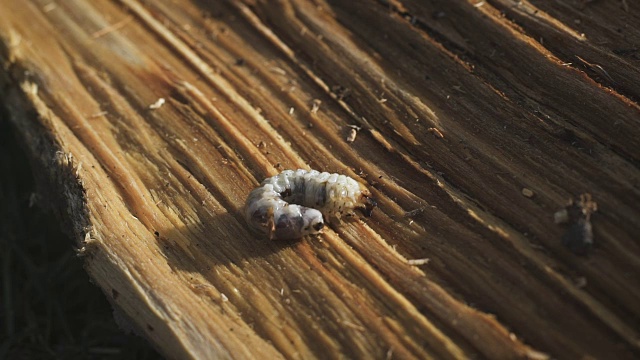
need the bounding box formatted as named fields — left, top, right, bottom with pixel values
left=1, top=0, right=638, bottom=358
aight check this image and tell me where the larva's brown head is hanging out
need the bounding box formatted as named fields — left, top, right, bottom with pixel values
left=358, top=192, right=377, bottom=217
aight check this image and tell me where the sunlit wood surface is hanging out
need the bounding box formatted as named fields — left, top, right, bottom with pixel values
left=1, top=0, right=639, bottom=358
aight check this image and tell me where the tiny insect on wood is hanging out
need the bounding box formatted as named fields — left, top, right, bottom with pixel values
left=244, top=169, right=376, bottom=240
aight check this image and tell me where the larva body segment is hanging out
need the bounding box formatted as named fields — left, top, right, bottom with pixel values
left=244, top=169, right=376, bottom=240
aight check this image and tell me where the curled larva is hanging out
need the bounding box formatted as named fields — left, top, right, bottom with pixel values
left=244, top=169, right=376, bottom=240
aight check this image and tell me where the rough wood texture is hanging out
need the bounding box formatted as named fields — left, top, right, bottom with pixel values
left=1, top=0, right=639, bottom=358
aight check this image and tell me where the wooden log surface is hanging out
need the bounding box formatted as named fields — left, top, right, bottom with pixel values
left=1, top=0, right=639, bottom=358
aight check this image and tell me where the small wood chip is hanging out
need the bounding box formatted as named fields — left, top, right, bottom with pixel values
left=554, top=209, right=569, bottom=224
left=149, top=98, right=165, bottom=109
left=346, top=128, right=357, bottom=143
left=525, top=350, right=550, bottom=360
left=89, top=111, right=108, bottom=118
left=427, top=127, right=444, bottom=139
left=310, top=99, right=322, bottom=114
left=407, top=258, right=430, bottom=266
left=346, top=125, right=361, bottom=143
left=269, top=67, right=286, bottom=75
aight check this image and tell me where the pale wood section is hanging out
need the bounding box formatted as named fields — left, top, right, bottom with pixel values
left=1, top=0, right=639, bottom=359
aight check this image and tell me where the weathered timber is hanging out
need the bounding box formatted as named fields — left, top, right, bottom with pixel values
left=1, top=0, right=639, bottom=359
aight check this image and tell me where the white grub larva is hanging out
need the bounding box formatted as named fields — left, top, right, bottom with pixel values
left=244, top=169, right=376, bottom=240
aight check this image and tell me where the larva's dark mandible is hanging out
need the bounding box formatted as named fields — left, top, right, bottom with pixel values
left=244, top=169, right=376, bottom=240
